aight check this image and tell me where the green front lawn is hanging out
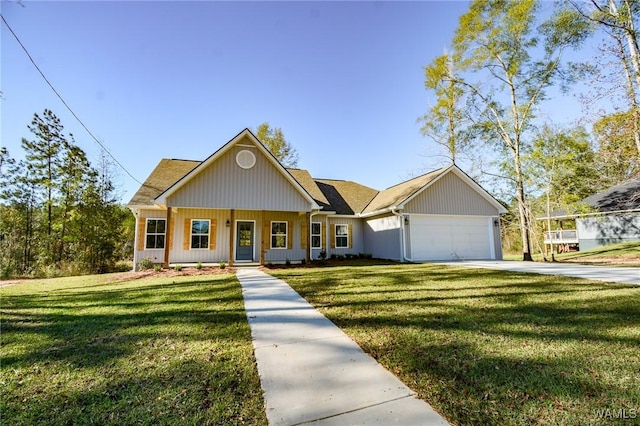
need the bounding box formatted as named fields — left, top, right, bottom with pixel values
left=271, top=263, right=640, bottom=426
left=505, top=241, right=640, bottom=266
left=1, top=273, right=267, bottom=425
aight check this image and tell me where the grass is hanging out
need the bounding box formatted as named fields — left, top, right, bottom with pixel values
left=270, top=263, right=640, bottom=426
left=505, top=241, right=640, bottom=266
left=554, top=241, right=640, bottom=264
left=0, top=273, right=267, bottom=425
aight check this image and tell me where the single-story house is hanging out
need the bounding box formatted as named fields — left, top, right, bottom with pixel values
left=540, top=177, right=640, bottom=251
left=576, top=178, right=640, bottom=250
left=127, top=129, right=507, bottom=269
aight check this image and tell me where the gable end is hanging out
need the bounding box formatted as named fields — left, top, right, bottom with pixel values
left=403, top=170, right=502, bottom=216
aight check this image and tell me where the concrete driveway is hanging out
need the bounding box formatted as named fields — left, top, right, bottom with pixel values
left=437, top=260, right=640, bottom=285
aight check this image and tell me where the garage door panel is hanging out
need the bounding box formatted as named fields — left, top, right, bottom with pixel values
left=409, top=216, right=492, bottom=260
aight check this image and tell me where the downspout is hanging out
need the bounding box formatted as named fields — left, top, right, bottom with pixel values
left=391, top=208, right=413, bottom=263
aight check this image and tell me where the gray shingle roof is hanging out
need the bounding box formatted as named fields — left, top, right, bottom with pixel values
left=362, top=168, right=445, bottom=214
left=313, top=179, right=379, bottom=215
left=128, top=159, right=200, bottom=206
left=582, top=177, right=640, bottom=212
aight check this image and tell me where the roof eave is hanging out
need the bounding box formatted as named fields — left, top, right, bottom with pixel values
left=537, top=208, right=640, bottom=221
left=359, top=207, right=396, bottom=218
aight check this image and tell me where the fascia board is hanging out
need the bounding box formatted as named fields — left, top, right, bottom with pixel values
left=127, top=204, right=165, bottom=210
left=358, top=207, right=395, bottom=218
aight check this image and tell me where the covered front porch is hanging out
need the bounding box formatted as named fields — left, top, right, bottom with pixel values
left=134, top=207, right=316, bottom=270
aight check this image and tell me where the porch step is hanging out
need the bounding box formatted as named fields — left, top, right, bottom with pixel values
left=234, top=262, right=261, bottom=268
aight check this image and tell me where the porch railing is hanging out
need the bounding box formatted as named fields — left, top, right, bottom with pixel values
left=543, top=229, right=579, bottom=244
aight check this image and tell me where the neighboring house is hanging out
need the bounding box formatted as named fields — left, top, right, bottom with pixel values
left=541, top=177, right=640, bottom=251
left=576, top=178, right=640, bottom=250
left=127, top=129, right=506, bottom=269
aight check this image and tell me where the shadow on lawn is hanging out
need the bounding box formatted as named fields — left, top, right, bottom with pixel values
left=275, top=265, right=640, bottom=425
left=1, top=278, right=248, bottom=369
left=1, top=275, right=268, bottom=425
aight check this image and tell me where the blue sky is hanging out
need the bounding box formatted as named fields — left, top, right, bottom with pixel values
left=1, top=1, right=586, bottom=203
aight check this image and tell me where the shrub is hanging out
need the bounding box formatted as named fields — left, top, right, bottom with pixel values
left=330, top=254, right=337, bottom=260
left=219, top=260, right=226, bottom=269
left=1, top=264, right=14, bottom=280
left=195, top=261, right=202, bottom=270
left=174, top=264, right=183, bottom=272
left=153, top=265, right=162, bottom=272
left=319, top=250, right=327, bottom=260
left=138, top=257, right=154, bottom=271
left=112, top=261, right=132, bottom=272
left=285, top=259, right=291, bottom=266
left=301, top=258, right=306, bottom=265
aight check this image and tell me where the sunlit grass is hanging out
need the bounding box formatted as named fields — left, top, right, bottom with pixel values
left=1, top=273, right=267, bottom=425
left=272, top=263, right=640, bottom=426
left=504, top=241, right=640, bottom=266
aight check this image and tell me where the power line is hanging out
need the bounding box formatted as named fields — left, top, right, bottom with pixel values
left=0, top=13, right=143, bottom=186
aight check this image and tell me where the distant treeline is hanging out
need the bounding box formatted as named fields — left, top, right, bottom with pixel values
left=0, top=109, right=134, bottom=278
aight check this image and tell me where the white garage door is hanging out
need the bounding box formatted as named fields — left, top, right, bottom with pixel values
left=409, top=215, right=494, bottom=260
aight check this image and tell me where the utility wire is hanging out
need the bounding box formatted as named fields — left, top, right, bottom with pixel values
left=0, top=13, right=144, bottom=186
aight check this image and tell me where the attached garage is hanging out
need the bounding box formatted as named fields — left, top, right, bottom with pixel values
left=361, top=165, right=507, bottom=262
left=406, top=215, right=497, bottom=261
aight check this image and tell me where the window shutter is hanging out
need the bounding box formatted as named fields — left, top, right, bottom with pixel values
left=168, top=216, right=175, bottom=250
left=348, top=224, right=353, bottom=248
left=183, top=218, right=191, bottom=250
left=209, top=219, right=217, bottom=250
left=300, top=221, right=307, bottom=250
left=287, top=221, right=293, bottom=249
left=321, top=222, right=326, bottom=249
left=137, top=218, right=146, bottom=251
left=330, top=224, right=335, bottom=249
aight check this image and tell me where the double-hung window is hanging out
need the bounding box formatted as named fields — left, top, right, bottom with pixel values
left=311, top=222, right=322, bottom=249
left=271, top=221, right=287, bottom=249
left=335, top=224, right=349, bottom=248
left=145, top=219, right=166, bottom=249
left=191, top=219, right=210, bottom=249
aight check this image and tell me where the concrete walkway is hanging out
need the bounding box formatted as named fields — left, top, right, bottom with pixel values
left=237, top=268, right=449, bottom=426
left=437, top=260, right=640, bottom=285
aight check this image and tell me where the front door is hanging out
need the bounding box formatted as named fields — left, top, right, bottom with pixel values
left=236, top=222, right=254, bottom=261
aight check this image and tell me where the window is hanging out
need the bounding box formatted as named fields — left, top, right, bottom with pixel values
left=145, top=219, right=166, bottom=249
left=311, top=222, right=321, bottom=249
left=335, top=224, right=348, bottom=248
left=191, top=219, right=210, bottom=249
left=271, top=221, right=287, bottom=249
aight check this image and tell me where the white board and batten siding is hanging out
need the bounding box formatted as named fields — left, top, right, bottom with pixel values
left=326, top=217, right=364, bottom=256
left=364, top=215, right=403, bottom=261
left=403, top=171, right=501, bottom=216
left=403, top=171, right=503, bottom=261
left=170, top=208, right=229, bottom=264
left=166, top=142, right=312, bottom=212
left=135, top=209, right=170, bottom=265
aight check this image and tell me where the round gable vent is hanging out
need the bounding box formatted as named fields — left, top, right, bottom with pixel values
left=236, top=150, right=256, bottom=169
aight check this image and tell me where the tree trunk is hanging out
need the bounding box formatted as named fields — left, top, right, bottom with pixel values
left=514, top=154, right=533, bottom=261
left=610, top=0, right=640, bottom=154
